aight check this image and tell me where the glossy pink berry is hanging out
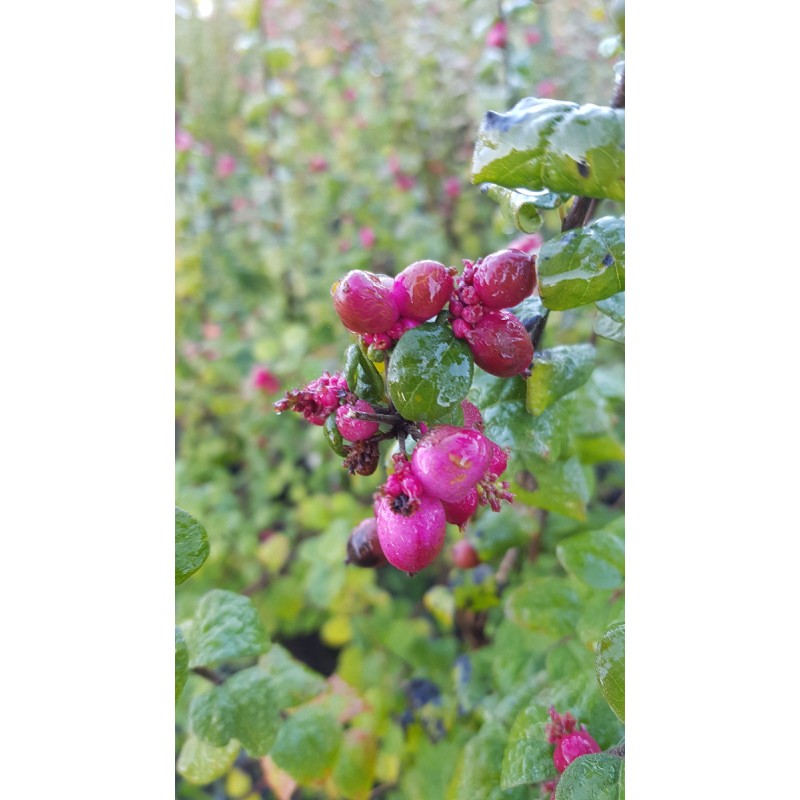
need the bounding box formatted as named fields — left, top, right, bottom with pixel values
left=442, top=488, right=479, bottom=527
left=452, top=538, right=481, bottom=569
left=392, top=261, right=454, bottom=322
left=465, top=310, right=533, bottom=377
left=336, top=400, right=379, bottom=441
left=411, top=425, right=491, bottom=503
left=375, top=494, right=446, bottom=573
left=473, top=249, right=536, bottom=309
left=488, top=442, right=508, bottom=476
left=553, top=730, right=601, bottom=773
left=332, top=270, right=400, bottom=334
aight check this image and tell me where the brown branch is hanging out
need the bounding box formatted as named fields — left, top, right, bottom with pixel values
left=191, top=666, right=224, bottom=685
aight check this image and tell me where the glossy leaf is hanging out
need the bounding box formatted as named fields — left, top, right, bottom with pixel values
left=387, top=322, right=473, bottom=423
left=176, top=735, right=240, bottom=786
left=190, top=685, right=235, bottom=747
left=596, top=623, right=625, bottom=723
left=176, top=626, right=189, bottom=704
left=186, top=590, right=268, bottom=669
left=226, top=666, right=281, bottom=756
left=257, top=643, right=327, bottom=709
left=526, top=344, right=596, bottom=415
left=176, top=506, right=210, bottom=586
left=345, top=344, right=385, bottom=406
left=472, top=98, right=625, bottom=202
left=481, top=184, right=543, bottom=232
left=538, top=217, right=625, bottom=311
left=470, top=371, right=589, bottom=519
left=323, top=413, right=347, bottom=456
left=269, top=705, right=343, bottom=782
left=501, top=704, right=557, bottom=788
left=556, top=529, right=625, bottom=589
left=506, top=577, right=582, bottom=638
left=595, top=292, right=625, bottom=343
left=554, top=753, right=624, bottom=800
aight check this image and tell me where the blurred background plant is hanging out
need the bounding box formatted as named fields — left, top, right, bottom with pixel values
left=176, top=1, right=624, bottom=797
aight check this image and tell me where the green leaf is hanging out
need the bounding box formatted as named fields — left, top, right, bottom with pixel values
left=537, top=217, right=625, bottom=311
left=595, top=292, right=625, bottom=343
left=323, top=413, right=347, bottom=457
left=554, top=753, right=624, bottom=800
left=226, top=666, right=281, bottom=756
left=556, top=529, right=625, bottom=589
left=176, top=735, right=240, bottom=786
left=472, top=98, right=625, bottom=202
left=596, top=623, right=625, bottom=723
left=269, top=705, right=343, bottom=782
left=190, top=685, right=235, bottom=747
left=501, top=704, right=557, bottom=788
left=348, top=342, right=386, bottom=405
left=470, top=372, right=589, bottom=519
left=332, top=729, right=377, bottom=799
left=448, top=722, right=527, bottom=800
left=257, top=643, right=327, bottom=709
left=176, top=506, right=210, bottom=586
left=526, top=345, right=596, bottom=415
left=176, top=626, right=189, bottom=704
left=506, top=577, right=582, bottom=638
left=481, top=184, right=543, bottom=232
left=387, top=322, right=473, bottom=423
left=186, top=590, right=268, bottom=669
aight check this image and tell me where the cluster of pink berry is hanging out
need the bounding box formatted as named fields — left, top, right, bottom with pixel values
left=276, top=247, right=537, bottom=574
left=543, top=707, right=602, bottom=796
left=331, top=249, right=536, bottom=376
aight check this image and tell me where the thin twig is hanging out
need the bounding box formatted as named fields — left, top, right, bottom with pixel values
left=192, top=666, right=225, bottom=685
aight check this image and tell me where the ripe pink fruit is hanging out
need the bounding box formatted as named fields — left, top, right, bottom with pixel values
left=442, top=488, right=479, bottom=527
left=392, top=260, right=454, bottom=321
left=553, top=730, right=602, bottom=773
left=473, top=249, right=536, bottom=309
left=332, top=270, right=400, bottom=334
left=411, top=425, right=491, bottom=503
left=336, top=400, right=379, bottom=442
left=452, top=539, right=481, bottom=569
left=375, top=495, right=446, bottom=573
left=359, top=227, right=376, bottom=249
left=251, top=365, right=280, bottom=393
left=508, top=233, right=543, bottom=254
left=486, top=20, right=508, bottom=48
left=465, top=310, right=533, bottom=377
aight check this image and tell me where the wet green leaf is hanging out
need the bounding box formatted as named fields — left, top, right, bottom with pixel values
left=472, top=98, right=625, bottom=202
left=595, top=292, right=625, bottom=343
left=270, top=705, right=343, bottom=782
left=226, top=666, right=281, bottom=756
left=190, top=685, right=235, bottom=747
left=176, top=735, right=240, bottom=786
left=176, top=506, right=210, bottom=586
left=387, top=322, right=473, bottom=423
left=186, top=590, right=268, bottom=669
left=526, top=345, right=596, bottom=415
left=323, top=413, right=347, bottom=456
left=538, top=217, right=625, bottom=311
left=506, top=577, right=582, bottom=638
left=501, top=704, right=557, bottom=788
left=332, top=729, right=377, bottom=799
left=257, top=643, right=327, bottom=709
left=345, top=343, right=385, bottom=406
left=481, top=184, right=543, bottom=232
left=556, top=529, right=625, bottom=589
left=554, top=753, right=624, bottom=800
left=596, top=623, right=625, bottom=723
left=176, top=626, right=189, bottom=704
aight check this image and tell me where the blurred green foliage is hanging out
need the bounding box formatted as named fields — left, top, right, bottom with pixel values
left=176, top=0, right=624, bottom=797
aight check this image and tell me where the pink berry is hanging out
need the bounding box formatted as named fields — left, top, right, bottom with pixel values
left=508, top=233, right=543, bottom=254
left=359, top=227, right=376, bottom=249
left=488, top=442, right=508, bottom=476
left=553, top=730, right=602, bottom=773
left=336, top=400, right=379, bottom=442
left=251, top=365, right=280, bottom=393
left=442, top=488, right=479, bottom=527
left=411, top=425, right=491, bottom=503
left=375, top=495, right=446, bottom=573
left=473, top=249, right=536, bottom=309
left=486, top=20, right=508, bottom=48
left=465, top=310, right=533, bottom=377
left=452, top=538, right=481, bottom=569
left=215, top=154, right=237, bottom=179
left=332, top=270, right=400, bottom=334
left=443, top=177, right=461, bottom=199
left=392, top=261, right=454, bottom=321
